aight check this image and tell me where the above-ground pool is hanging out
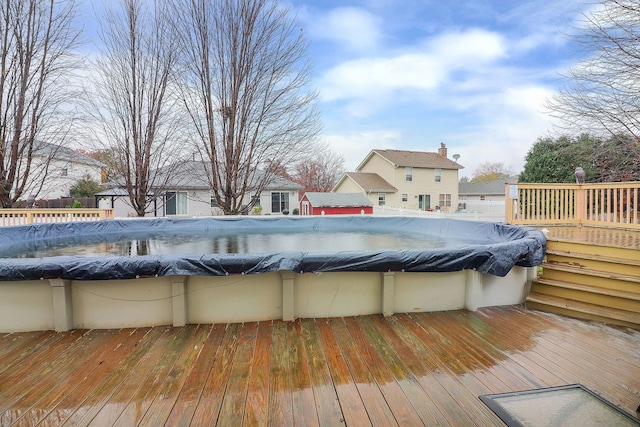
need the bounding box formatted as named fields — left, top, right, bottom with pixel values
left=0, top=216, right=546, bottom=332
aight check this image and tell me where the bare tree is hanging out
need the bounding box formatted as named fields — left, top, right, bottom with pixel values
left=292, top=147, right=345, bottom=193
left=174, top=0, right=321, bottom=215
left=471, top=162, right=515, bottom=182
left=91, top=0, right=183, bottom=216
left=0, top=0, right=81, bottom=207
left=548, top=0, right=640, bottom=141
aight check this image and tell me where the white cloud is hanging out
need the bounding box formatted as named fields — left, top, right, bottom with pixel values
left=323, top=130, right=405, bottom=171
left=308, top=7, right=382, bottom=52
left=447, top=85, right=559, bottom=176
left=318, top=29, right=506, bottom=106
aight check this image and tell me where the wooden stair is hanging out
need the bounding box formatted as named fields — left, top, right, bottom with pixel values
left=527, top=239, right=640, bottom=328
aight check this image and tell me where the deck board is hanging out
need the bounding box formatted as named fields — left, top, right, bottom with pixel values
left=541, top=225, right=640, bottom=249
left=190, top=322, right=243, bottom=426
left=217, top=322, right=258, bottom=426
left=328, top=317, right=398, bottom=426
left=344, top=316, right=425, bottom=426
left=267, top=320, right=294, bottom=426
left=12, top=329, right=140, bottom=427
left=1, top=306, right=639, bottom=426
left=243, top=321, right=272, bottom=427
left=365, top=314, right=482, bottom=426
left=61, top=327, right=163, bottom=426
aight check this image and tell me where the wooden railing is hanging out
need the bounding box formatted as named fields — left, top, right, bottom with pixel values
left=0, top=208, right=114, bottom=226
left=505, top=182, right=640, bottom=229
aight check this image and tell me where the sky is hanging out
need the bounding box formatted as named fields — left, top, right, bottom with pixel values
left=287, top=0, right=587, bottom=177
left=77, top=0, right=590, bottom=179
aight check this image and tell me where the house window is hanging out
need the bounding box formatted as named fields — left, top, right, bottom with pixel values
left=405, top=167, right=413, bottom=182
left=435, top=168, right=441, bottom=182
left=61, top=168, right=68, bottom=177
left=378, top=193, right=386, bottom=206
left=402, top=193, right=408, bottom=202
left=439, top=193, right=452, bottom=207
left=166, top=191, right=188, bottom=215
left=271, top=192, right=289, bottom=213
left=210, top=194, right=220, bottom=208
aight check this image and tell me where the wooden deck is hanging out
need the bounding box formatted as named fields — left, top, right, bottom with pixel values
left=540, top=225, right=640, bottom=249
left=1, top=306, right=639, bottom=426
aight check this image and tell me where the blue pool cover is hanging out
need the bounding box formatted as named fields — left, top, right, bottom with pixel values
left=0, top=216, right=546, bottom=280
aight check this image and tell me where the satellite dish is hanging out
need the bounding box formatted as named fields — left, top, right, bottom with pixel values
left=453, top=154, right=460, bottom=163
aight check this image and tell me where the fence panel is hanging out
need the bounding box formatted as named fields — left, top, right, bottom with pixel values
left=0, top=209, right=114, bottom=226
left=505, top=182, right=640, bottom=229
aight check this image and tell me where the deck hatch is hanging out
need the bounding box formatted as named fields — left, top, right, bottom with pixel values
left=480, top=384, right=640, bottom=426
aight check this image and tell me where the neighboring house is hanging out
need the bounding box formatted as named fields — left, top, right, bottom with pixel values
left=457, top=177, right=517, bottom=217
left=97, top=160, right=302, bottom=217
left=458, top=177, right=518, bottom=203
left=300, top=192, right=373, bottom=215
left=22, top=142, right=105, bottom=201
left=333, top=144, right=463, bottom=211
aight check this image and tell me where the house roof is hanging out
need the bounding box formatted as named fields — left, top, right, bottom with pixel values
left=459, top=177, right=517, bottom=196
left=101, top=160, right=302, bottom=192
left=35, top=142, right=106, bottom=168
left=95, top=187, right=129, bottom=197
left=303, top=192, right=373, bottom=207
left=336, top=172, right=397, bottom=193
left=358, top=149, right=464, bottom=171
left=263, top=173, right=303, bottom=191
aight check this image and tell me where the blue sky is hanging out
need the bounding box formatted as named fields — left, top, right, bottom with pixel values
left=78, top=0, right=589, bottom=178
left=291, top=0, right=587, bottom=177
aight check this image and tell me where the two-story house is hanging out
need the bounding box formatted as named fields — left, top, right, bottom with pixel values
left=23, top=142, right=106, bottom=201
left=333, top=144, right=463, bottom=211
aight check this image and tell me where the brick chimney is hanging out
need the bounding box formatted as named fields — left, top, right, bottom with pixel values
left=438, top=143, right=447, bottom=158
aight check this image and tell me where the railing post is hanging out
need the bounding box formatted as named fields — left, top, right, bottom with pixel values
left=575, top=185, right=586, bottom=225
left=505, top=183, right=519, bottom=223
left=505, top=184, right=512, bottom=222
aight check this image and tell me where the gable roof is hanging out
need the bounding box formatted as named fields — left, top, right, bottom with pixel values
left=358, top=149, right=464, bottom=171
left=35, top=142, right=105, bottom=168
left=303, top=192, right=373, bottom=207
left=335, top=172, right=397, bottom=193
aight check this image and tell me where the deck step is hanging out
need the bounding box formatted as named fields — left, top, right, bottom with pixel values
left=545, top=248, right=640, bottom=265
left=545, top=248, right=640, bottom=278
left=526, top=292, right=640, bottom=328
left=530, top=227, right=640, bottom=328
left=530, top=277, right=640, bottom=313
left=532, top=277, right=640, bottom=301
left=545, top=240, right=639, bottom=263
left=545, top=249, right=640, bottom=272
left=542, top=262, right=640, bottom=284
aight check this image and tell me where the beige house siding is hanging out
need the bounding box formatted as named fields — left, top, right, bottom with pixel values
left=333, top=178, right=364, bottom=194
left=359, top=154, right=394, bottom=183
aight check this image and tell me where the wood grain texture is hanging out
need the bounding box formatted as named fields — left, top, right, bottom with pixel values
left=0, top=306, right=638, bottom=426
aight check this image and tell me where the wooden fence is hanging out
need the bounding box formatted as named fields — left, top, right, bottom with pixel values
left=11, top=197, right=97, bottom=209
left=0, top=208, right=114, bottom=226
left=505, top=182, right=640, bottom=229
